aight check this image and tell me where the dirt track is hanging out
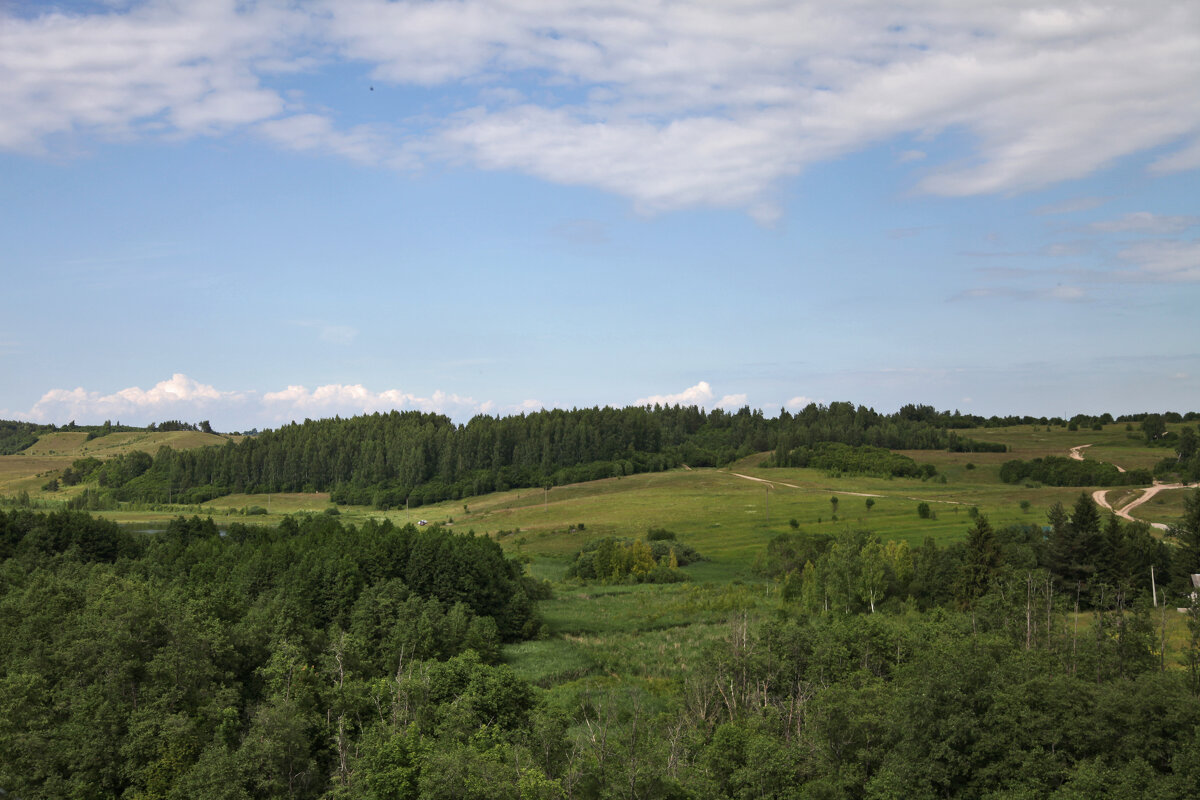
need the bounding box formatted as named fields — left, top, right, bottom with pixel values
left=726, top=472, right=968, bottom=505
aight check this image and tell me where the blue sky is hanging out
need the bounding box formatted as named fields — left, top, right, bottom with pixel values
left=2, top=0, right=1198, bottom=430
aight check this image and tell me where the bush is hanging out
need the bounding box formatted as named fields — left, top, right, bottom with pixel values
left=245, top=506, right=268, bottom=516
left=646, top=527, right=676, bottom=541
left=917, top=502, right=933, bottom=519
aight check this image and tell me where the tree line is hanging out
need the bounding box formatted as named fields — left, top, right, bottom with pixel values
left=46, top=403, right=1018, bottom=509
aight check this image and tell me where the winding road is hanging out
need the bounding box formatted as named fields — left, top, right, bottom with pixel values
left=729, top=443, right=1193, bottom=530
left=1072, top=443, right=1194, bottom=530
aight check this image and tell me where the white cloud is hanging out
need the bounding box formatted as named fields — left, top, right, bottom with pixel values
left=256, top=114, right=405, bottom=167
left=261, top=383, right=488, bottom=422
left=0, top=1, right=301, bottom=150
left=19, top=374, right=501, bottom=427
left=3, top=1, right=1199, bottom=215
left=633, top=382, right=750, bottom=410
left=716, top=394, right=748, bottom=410
left=786, top=396, right=816, bottom=410
left=1089, top=212, right=1200, bottom=235
left=633, top=381, right=715, bottom=407
left=25, top=373, right=243, bottom=424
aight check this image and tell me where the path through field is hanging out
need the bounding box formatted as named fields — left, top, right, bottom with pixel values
left=726, top=471, right=968, bottom=505
left=1070, top=442, right=1125, bottom=472
left=1093, top=482, right=1199, bottom=531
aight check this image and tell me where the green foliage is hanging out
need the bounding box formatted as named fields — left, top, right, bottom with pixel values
left=1000, top=455, right=1153, bottom=487
left=563, top=536, right=699, bottom=583
left=769, top=441, right=937, bottom=478
left=0, top=420, right=52, bottom=454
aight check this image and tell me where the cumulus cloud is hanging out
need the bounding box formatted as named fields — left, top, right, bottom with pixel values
left=3, top=1, right=1199, bottom=215
left=261, top=383, right=488, bottom=422
left=716, top=393, right=748, bottom=410
left=786, top=396, right=817, bottom=410
left=19, top=374, right=502, bottom=427
left=26, top=373, right=243, bottom=424
left=633, top=381, right=747, bottom=410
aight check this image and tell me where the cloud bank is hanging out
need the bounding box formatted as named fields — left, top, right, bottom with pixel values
left=3, top=1, right=1198, bottom=217
left=20, top=374, right=499, bottom=429
left=17, top=375, right=759, bottom=428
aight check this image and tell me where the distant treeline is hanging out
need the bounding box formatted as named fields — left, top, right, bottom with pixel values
left=58, top=403, right=1021, bottom=508
left=16, top=403, right=1200, bottom=508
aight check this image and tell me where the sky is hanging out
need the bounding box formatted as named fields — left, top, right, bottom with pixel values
left=1, top=0, right=1198, bottom=431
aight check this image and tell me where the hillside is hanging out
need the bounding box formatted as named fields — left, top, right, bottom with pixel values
left=0, top=430, right=236, bottom=495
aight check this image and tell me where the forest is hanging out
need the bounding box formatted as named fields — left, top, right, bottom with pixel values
left=5, top=406, right=1200, bottom=797
left=3, top=488, right=1200, bottom=798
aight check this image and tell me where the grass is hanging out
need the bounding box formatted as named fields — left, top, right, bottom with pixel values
left=1135, top=488, right=1195, bottom=526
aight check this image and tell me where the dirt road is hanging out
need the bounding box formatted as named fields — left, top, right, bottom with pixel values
left=726, top=472, right=969, bottom=505
left=1093, top=482, right=1198, bottom=531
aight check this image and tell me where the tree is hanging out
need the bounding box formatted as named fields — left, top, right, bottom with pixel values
left=1172, top=489, right=1200, bottom=586
left=1142, top=414, right=1167, bottom=443
left=859, top=536, right=888, bottom=613
left=865, top=498, right=875, bottom=512
left=957, top=514, right=1001, bottom=606
left=1048, top=494, right=1104, bottom=597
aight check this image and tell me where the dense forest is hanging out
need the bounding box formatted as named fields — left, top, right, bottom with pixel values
left=3, top=493, right=1200, bottom=798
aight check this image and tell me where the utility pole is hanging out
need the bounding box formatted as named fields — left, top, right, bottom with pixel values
left=1152, top=564, right=1158, bottom=608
